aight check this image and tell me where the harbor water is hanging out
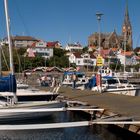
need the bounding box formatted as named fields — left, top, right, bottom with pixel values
left=0, top=111, right=139, bottom=140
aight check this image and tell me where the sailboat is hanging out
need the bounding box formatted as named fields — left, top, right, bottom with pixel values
left=0, top=0, right=65, bottom=121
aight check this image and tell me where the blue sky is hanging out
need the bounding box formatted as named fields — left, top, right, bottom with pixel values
left=0, top=0, right=140, bottom=48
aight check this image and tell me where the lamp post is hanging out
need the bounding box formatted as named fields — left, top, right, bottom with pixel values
left=96, top=12, right=103, bottom=56
left=96, top=12, right=103, bottom=93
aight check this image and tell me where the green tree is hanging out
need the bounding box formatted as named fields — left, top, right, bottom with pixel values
left=45, top=48, right=69, bottom=68
left=1, top=45, right=69, bottom=72
left=82, top=46, right=88, bottom=53
left=1, top=45, right=10, bottom=71
left=47, top=55, right=69, bottom=68
left=54, top=48, right=66, bottom=57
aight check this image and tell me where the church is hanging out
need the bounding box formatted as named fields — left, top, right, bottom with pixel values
left=88, top=2, right=132, bottom=51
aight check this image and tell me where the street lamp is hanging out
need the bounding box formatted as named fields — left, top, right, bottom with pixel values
left=96, top=12, right=103, bottom=56
left=96, top=12, right=103, bottom=93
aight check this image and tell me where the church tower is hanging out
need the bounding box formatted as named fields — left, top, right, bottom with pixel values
left=122, top=0, right=132, bottom=50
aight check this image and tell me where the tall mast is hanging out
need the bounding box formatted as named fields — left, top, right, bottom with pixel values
left=4, top=0, right=14, bottom=75
left=0, top=44, right=2, bottom=75
left=124, top=32, right=126, bottom=73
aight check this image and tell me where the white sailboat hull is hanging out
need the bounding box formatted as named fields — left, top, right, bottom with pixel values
left=0, top=101, right=66, bottom=122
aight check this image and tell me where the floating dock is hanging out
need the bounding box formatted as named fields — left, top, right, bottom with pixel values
left=58, top=87, right=140, bottom=135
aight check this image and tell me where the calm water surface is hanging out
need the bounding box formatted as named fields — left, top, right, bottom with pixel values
left=0, top=111, right=139, bottom=140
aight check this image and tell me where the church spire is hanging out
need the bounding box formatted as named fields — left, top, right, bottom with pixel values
left=122, top=0, right=133, bottom=50
left=124, top=0, right=131, bottom=26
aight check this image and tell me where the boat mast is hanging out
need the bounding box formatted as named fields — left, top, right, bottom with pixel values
left=4, top=0, right=14, bottom=75
left=0, top=43, right=1, bottom=76
left=4, top=0, right=17, bottom=104
left=124, top=31, right=126, bottom=73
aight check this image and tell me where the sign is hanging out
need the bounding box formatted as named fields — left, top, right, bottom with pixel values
left=96, top=56, right=103, bottom=66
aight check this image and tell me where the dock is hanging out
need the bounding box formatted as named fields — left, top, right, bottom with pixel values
left=58, top=87, right=140, bottom=135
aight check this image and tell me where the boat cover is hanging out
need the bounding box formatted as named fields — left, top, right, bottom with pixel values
left=0, top=74, right=17, bottom=93
left=64, top=71, right=84, bottom=75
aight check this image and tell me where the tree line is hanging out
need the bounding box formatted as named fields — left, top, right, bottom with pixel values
left=1, top=46, right=69, bottom=73
left=1, top=45, right=140, bottom=73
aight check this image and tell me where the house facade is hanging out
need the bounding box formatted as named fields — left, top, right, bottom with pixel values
left=117, top=50, right=136, bottom=66
left=3, top=36, right=38, bottom=48
left=69, top=52, right=96, bottom=70
left=65, top=42, right=83, bottom=52
left=27, top=40, right=53, bottom=59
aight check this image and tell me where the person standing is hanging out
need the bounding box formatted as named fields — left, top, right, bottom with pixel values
left=51, top=77, right=56, bottom=87
left=23, top=72, right=28, bottom=83
left=72, top=72, right=77, bottom=89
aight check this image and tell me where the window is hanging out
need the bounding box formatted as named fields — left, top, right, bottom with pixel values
left=84, top=59, right=91, bottom=63
left=107, top=79, right=119, bottom=84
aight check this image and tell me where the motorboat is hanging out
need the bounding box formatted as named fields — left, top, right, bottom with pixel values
left=92, top=76, right=140, bottom=96
left=62, top=71, right=89, bottom=90
left=89, top=67, right=140, bottom=96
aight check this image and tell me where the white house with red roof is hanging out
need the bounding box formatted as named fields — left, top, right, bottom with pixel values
left=69, top=52, right=96, bottom=69
left=100, top=49, right=119, bottom=66
left=27, top=40, right=53, bottom=58
left=65, top=42, right=83, bottom=52
left=117, top=50, right=136, bottom=65
left=92, top=49, right=119, bottom=66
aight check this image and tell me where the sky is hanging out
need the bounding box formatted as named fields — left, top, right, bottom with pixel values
left=0, top=0, right=140, bottom=48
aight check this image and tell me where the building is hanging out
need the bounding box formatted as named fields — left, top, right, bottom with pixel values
left=117, top=50, right=135, bottom=66
left=27, top=40, right=53, bottom=59
left=3, top=36, right=38, bottom=48
left=100, top=48, right=119, bottom=66
left=88, top=1, right=132, bottom=51
left=65, top=42, right=83, bottom=52
left=69, top=52, right=97, bottom=70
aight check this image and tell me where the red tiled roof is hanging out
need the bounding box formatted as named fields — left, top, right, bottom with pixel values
left=90, top=54, right=96, bottom=59
left=100, top=49, right=111, bottom=58
left=111, top=48, right=118, bottom=51
left=100, top=49, right=110, bottom=55
left=47, top=41, right=59, bottom=47
left=31, top=42, right=37, bottom=47
left=121, top=51, right=134, bottom=56
left=73, top=52, right=82, bottom=58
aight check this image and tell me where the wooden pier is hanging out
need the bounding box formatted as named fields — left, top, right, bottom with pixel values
left=57, top=87, right=140, bottom=135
